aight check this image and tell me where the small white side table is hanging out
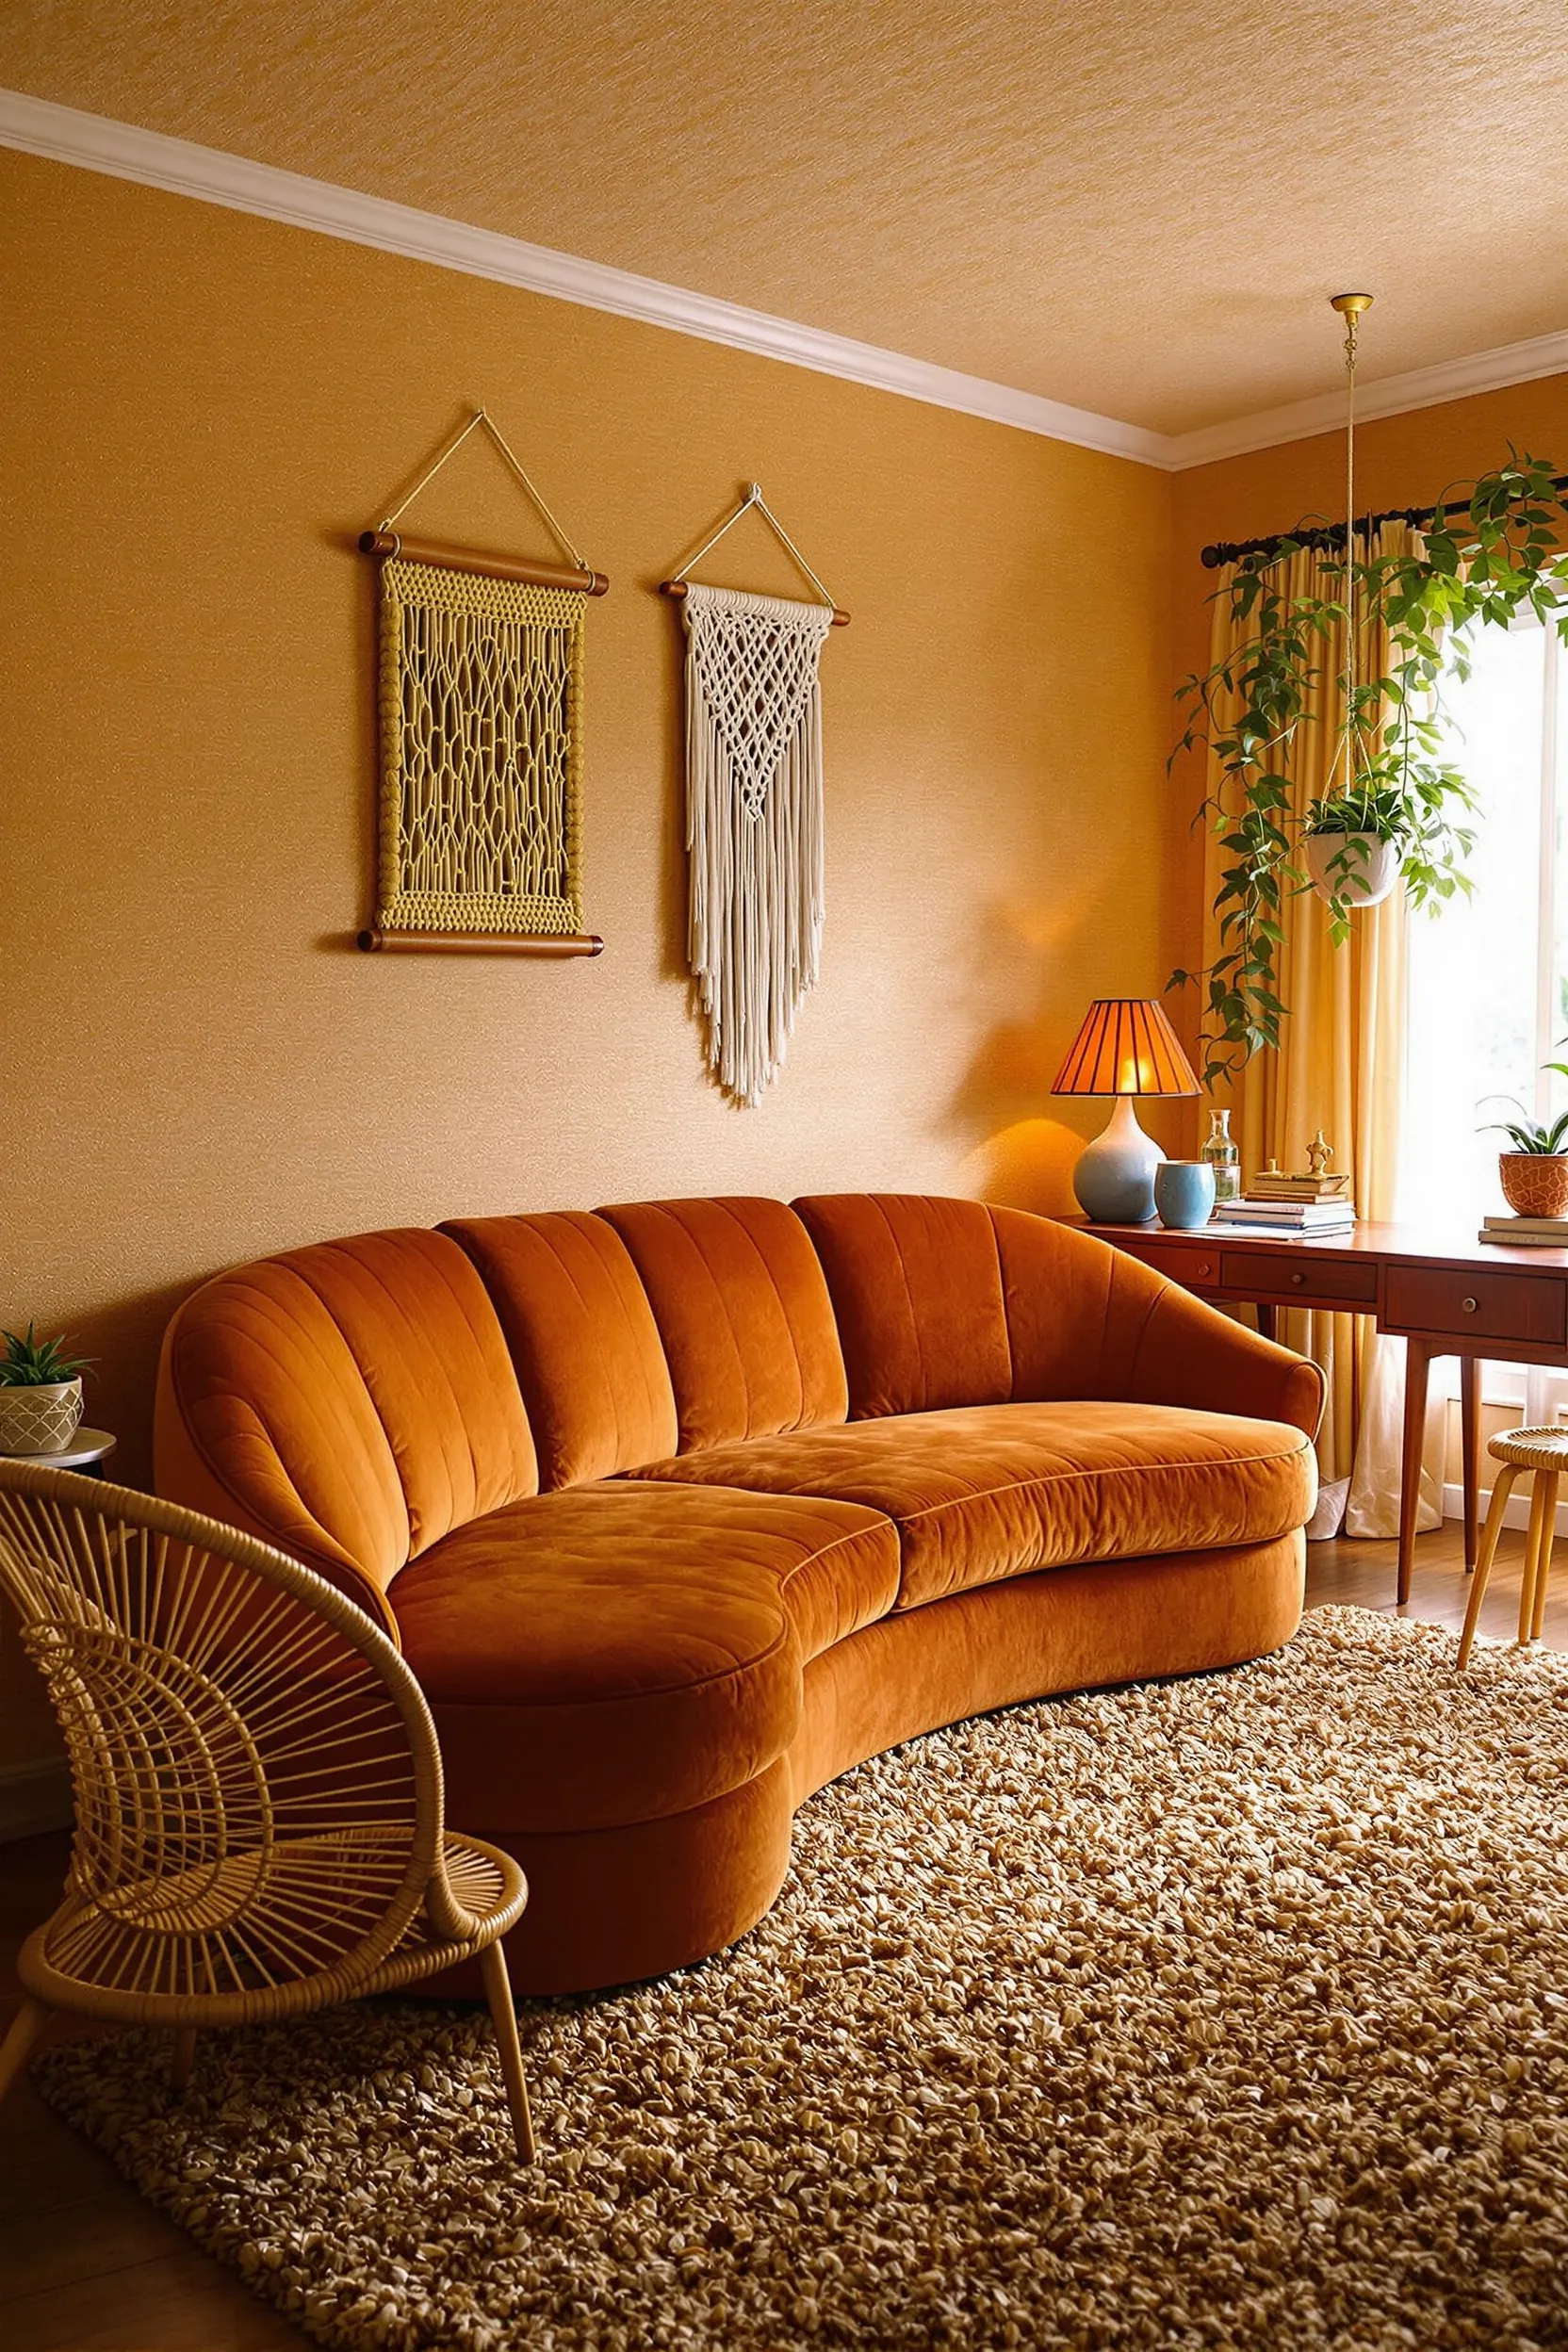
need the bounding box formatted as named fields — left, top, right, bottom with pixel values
left=4, top=1429, right=117, bottom=1477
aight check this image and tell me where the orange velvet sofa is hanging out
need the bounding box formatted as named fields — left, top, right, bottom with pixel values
left=155, top=1194, right=1323, bottom=1994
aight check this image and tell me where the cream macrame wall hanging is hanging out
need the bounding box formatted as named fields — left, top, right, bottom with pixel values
left=661, top=485, right=848, bottom=1105
left=356, top=409, right=607, bottom=958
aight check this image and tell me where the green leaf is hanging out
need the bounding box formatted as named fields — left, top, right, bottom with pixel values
left=0, top=1326, right=93, bottom=1387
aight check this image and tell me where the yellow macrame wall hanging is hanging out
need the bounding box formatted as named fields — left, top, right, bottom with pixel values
left=356, top=410, right=607, bottom=958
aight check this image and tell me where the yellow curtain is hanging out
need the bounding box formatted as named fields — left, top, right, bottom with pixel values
left=1201, top=523, right=1445, bottom=1537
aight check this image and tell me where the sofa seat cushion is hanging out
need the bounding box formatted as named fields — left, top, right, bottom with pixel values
left=634, top=1401, right=1316, bottom=1610
left=391, top=1481, right=899, bottom=1835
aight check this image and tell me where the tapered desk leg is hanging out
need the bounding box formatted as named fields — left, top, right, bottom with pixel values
left=1460, top=1356, right=1481, bottom=1573
left=1397, top=1339, right=1430, bottom=1606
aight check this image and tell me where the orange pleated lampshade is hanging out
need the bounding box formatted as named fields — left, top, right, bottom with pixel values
left=1052, top=999, right=1199, bottom=1098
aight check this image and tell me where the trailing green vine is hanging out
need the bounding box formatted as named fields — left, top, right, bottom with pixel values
left=1170, top=452, right=1568, bottom=1087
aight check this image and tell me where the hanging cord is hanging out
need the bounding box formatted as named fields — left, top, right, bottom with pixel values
left=1331, top=294, right=1372, bottom=797
left=667, top=482, right=839, bottom=611
left=1345, top=311, right=1358, bottom=792
left=379, top=409, right=592, bottom=573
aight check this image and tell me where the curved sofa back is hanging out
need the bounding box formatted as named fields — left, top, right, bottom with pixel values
left=796, top=1193, right=1322, bottom=1431
left=155, top=1229, right=539, bottom=1613
left=439, top=1211, right=678, bottom=1489
left=597, top=1197, right=848, bottom=1451
left=156, top=1193, right=1323, bottom=1612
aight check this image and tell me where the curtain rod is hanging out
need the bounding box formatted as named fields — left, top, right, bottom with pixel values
left=1200, top=474, right=1568, bottom=571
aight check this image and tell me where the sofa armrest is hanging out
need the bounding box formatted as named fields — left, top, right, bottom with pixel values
left=1125, top=1277, right=1325, bottom=1439
left=154, top=1320, right=404, bottom=1642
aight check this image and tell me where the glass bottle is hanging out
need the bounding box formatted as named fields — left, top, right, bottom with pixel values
left=1202, top=1107, right=1242, bottom=1203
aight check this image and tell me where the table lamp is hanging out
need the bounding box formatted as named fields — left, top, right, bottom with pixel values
left=1052, top=998, right=1200, bottom=1223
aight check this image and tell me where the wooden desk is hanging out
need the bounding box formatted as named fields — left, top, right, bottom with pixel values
left=1077, top=1219, right=1568, bottom=1603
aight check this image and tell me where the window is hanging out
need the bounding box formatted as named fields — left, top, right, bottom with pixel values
left=1403, top=612, right=1568, bottom=1460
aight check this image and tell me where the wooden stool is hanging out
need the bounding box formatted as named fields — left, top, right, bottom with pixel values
left=1457, top=1426, right=1568, bottom=1668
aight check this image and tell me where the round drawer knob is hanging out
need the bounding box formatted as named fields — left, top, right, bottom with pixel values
left=1197, top=1261, right=1213, bottom=1279
left=1290, top=1271, right=1305, bottom=1286
left=1462, top=1297, right=1478, bottom=1314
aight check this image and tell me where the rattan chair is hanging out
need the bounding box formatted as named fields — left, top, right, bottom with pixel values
left=0, top=1458, right=535, bottom=2160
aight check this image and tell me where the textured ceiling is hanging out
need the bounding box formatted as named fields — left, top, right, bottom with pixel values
left=3, top=1, right=1564, bottom=434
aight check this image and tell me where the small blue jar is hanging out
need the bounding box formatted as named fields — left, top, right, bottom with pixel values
left=1153, top=1160, right=1216, bottom=1231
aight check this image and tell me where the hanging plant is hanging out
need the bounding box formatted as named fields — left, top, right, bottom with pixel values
left=1170, top=450, right=1568, bottom=1086
left=1302, top=781, right=1412, bottom=908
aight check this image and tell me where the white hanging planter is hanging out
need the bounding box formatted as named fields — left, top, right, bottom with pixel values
left=1304, top=830, right=1402, bottom=908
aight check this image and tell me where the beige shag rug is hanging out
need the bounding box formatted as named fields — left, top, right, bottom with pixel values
left=34, top=1609, right=1568, bottom=2352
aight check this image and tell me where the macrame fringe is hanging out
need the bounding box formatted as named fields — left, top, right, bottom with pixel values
left=682, top=585, right=833, bottom=1107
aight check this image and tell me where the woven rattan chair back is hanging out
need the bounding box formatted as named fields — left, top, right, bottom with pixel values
left=0, top=1458, right=536, bottom=2158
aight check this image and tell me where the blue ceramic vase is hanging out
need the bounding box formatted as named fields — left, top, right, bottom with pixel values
left=1153, top=1160, right=1216, bottom=1231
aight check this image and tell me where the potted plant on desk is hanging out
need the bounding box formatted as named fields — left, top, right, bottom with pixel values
left=0, top=1326, right=92, bottom=1455
left=1482, top=1100, right=1568, bottom=1220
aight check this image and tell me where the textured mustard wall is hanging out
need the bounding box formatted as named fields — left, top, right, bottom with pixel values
left=0, top=147, right=1180, bottom=1513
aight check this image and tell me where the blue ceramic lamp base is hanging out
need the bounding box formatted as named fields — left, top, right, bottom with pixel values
left=1071, top=1095, right=1166, bottom=1224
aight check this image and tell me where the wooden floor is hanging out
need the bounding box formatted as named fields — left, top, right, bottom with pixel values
left=2, top=1520, right=1562, bottom=2350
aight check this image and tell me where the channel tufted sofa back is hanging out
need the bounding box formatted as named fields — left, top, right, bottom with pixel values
left=439, top=1210, right=678, bottom=1489
left=597, top=1197, right=848, bottom=1450
left=793, top=1195, right=1322, bottom=1430
left=156, top=1194, right=1324, bottom=1630
left=154, top=1229, right=537, bottom=1614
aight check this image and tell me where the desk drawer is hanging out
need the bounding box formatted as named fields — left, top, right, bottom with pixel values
left=1219, top=1250, right=1378, bottom=1308
left=1384, top=1264, right=1567, bottom=1348
left=1125, top=1239, right=1222, bottom=1288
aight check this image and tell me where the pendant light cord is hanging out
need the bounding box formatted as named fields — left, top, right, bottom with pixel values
left=1344, top=307, right=1358, bottom=793
left=1331, top=293, right=1373, bottom=800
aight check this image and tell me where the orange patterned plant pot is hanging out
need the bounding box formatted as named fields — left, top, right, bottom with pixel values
left=1498, top=1154, right=1568, bottom=1218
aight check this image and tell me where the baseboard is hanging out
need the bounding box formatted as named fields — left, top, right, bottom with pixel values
left=0, top=1757, right=72, bottom=1841
left=1441, top=1479, right=1568, bottom=1536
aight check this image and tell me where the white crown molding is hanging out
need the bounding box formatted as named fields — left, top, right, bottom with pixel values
left=1167, top=329, right=1568, bottom=472
left=0, top=89, right=1168, bottom=467
left=3, top=89, right=1563, bottom=475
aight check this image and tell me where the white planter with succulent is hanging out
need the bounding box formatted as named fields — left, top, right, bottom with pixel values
left=1303, top=786, right=1407, bottom=909
left=0, top=1325, right=91, bottom=1455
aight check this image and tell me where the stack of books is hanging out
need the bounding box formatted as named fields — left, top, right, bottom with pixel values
left=1248, top=1171, right=1352, bottom=1203
left=1478, top=1213, right=1568, bottom=1249
left=1211, top=1197, right=1358, bottom=1236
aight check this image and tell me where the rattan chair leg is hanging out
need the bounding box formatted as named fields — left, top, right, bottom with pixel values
left=1530, top=1472, right=1560, bottom=1643
left=479, top=1940, right=536, bottom=2164
left=0, top=1997, right=51, bottom=2110
left=170, top=2029, right=199, bottom=2092
left=1458, top=1465, right=1519, bottom=1670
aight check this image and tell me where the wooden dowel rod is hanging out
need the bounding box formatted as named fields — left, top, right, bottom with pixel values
left=659, top=580, right=850, bottom=627
left=356, top=929, right=604, bottom=957
left=358, top=531, right=609, bottom=596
